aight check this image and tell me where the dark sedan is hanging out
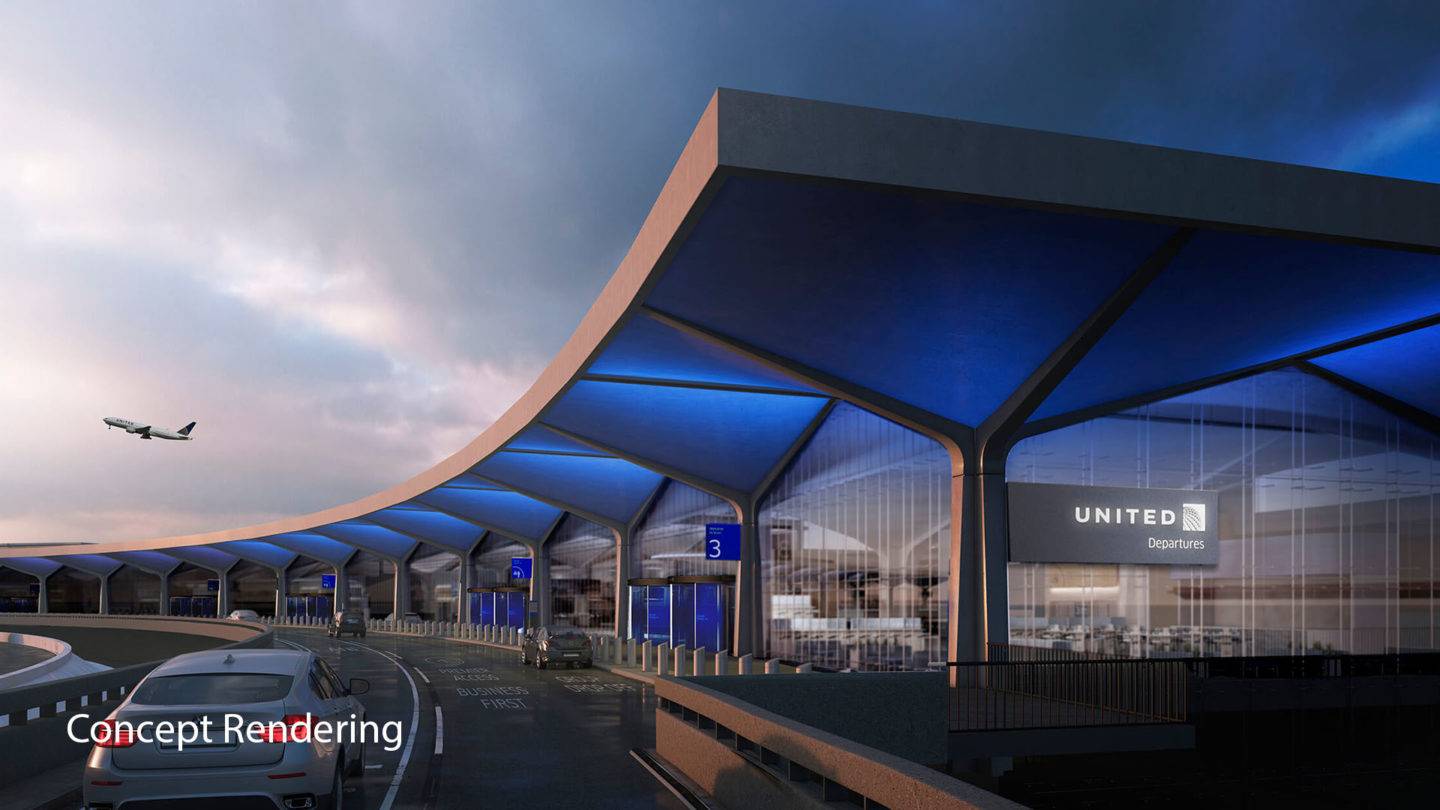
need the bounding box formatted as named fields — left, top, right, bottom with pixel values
left=328, top=611, right=367, bottom=638
left=520, top=625, right=593, bottom=669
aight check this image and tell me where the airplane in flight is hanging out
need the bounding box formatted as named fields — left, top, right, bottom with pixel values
left=102, top=417, right=197, bottom=441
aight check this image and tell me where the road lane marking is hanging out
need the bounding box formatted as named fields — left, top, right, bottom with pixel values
left=281, top=632, right=421, bottom=810
left=433, top=706, right=444, bottom=755
left=416, top=668, right=431, bottom=684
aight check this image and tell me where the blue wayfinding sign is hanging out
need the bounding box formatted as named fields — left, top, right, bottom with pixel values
left=510, top=557, right=533, bottom=579
left=206, top=579, right=219, bottom=592
left=321, top=574, right=336, bottom=589
left=705, top=523, right=741, bottom=560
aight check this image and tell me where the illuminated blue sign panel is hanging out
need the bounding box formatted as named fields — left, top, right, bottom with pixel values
left=510, top=557, right=533, bottom=580
left=705, top=523, right=741, bottom=560
left=321, top=574, right=336, bottom=589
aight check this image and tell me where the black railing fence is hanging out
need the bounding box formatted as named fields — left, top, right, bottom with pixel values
left=950, top=645, right=1440, bottom=732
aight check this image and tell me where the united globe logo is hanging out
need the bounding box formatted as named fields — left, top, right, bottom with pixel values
left=1182, top=503, right=1206, bottom=532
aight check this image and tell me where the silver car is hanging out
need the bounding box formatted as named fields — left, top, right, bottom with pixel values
left=83, top=648, right=369, bottom=810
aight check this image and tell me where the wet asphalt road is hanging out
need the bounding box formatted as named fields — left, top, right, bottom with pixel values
left=276, top=628, right=683, bottom=810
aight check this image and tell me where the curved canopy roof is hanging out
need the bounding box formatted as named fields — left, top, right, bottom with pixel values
left=5, top=89, right=1438, bottom=577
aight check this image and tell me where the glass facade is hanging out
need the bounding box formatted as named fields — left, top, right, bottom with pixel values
left=409, top=544, right=460, bottom=621
left=759, top=402, right=952, bottom=671
left=287, top=557, right=335, bottom=620
left=109, top=565, right=161, bottom=614
left=631, top=481, right=736, bottom=579
left=0, top=567, right=39, bottom=613
left=228, top=561, right=277, bottom=617
left=548, top=515, right=616, bottom=630
left=472, top=536, right=529, bottom=587
left=344, top=551, right=394, bottom=619
left=1008, top=368, right=1440, bottom=658
left=169, top=564, right=219, bottom=616
left=47, top=567, right=100, bottom=613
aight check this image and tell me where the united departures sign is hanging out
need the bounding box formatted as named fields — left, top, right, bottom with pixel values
left=1008, top=483, right=1219, bottom=566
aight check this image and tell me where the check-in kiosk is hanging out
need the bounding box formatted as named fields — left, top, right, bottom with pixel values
left=628, top=575, right=733, bottom=652
left=285, top=594, right=334, bottom=621
left=468, top=586, right=528, bottom=628
left=168, top=595, right=218, bottom=617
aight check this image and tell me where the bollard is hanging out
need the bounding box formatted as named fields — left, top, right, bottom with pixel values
left=764, top=659, right=780, bottom=674
left=715, top=649, right=729, bottom=676
left=626, top=638, right=636, bottom=666
left=656, top=643, right=670, bottom=674
left=641, top=641, right=653, bottom=672
left=737, top=654, right=752, bottom=675
left=693, top=647, right=706, bottom=676
left=796, top=663, right=813, bottom=673
left=672, top=644, right=687, bottom=676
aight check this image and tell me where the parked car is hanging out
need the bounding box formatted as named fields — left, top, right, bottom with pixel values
left=520, top=625, right=593, bottom=669
left=83, top=648, right=369, bottom=810
left=227, top=609, right=260, bottom=622
left=328, top=611, right=366, bottom=639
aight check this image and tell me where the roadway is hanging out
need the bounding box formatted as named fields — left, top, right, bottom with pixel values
left=274, top=628, right=685, bottom=809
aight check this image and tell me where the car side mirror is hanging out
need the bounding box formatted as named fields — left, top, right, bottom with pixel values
left=347, top=677, right=371, bottom=696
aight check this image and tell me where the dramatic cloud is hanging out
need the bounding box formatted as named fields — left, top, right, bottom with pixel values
left=1, top=1, right=1436, bottom=541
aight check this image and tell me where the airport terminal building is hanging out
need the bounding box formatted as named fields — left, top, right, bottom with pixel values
left=4, top=90, right=1438, bottom=670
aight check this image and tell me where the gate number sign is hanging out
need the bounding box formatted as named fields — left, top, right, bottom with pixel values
left=704, top=523, right=741, bottom=560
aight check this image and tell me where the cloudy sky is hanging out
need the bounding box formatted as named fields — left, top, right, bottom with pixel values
left=2, top=1, right=1437, bottom=543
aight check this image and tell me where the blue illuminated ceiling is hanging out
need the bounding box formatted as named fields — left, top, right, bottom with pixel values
left=542, top=378, right=830, bottom=493
left=168, top=545, right=240, bottom=573
left=1310, top=324, right=1440, bottom=419
left=588, top=315, right=817, bottom=393
left=1, top=557, right=62, bottom=578
left=216, top=540, right=297, bottom=570
left=107, top=550, right=181, bottom=575
left=416, top=483, right=562, bottom=542
left=263, top=532, right=358, bottom=567
left=471, top=450, right=661, bottom=526
left=367, top=506, right=484, bottom=551
left=1035, top=232, right=1440, bottom=421
left=645, top=175, right=1177, bottom=426
left=51, top=553, right=122, bottom=577
left=312, top=522, right=417, bottom=560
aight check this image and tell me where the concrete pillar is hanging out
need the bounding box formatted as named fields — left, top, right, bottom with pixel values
left=392, top=552, right=412, bottom=619
left=737, top=654, right=752, bottom=675
left=274, top=566, right=288, bottom=620
left=458, top=552, right=474, bottom=624
left=158, top=574, right=170, bottom=616
left=37, top=574, right=50, bottom=614
left=531, top=546, right=552, bottom=628
left=613, top=528, right=630, bottom=639
left=332, top=566, right=347, bottom=616
left=99, top=573, right=111, bottom=615
left=734, top=504, right=761, bottom=657
left=217, top=571, right=229, bottom=617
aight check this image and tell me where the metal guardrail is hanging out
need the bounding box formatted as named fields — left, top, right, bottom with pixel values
left=0, top=617, right=272, bottom=728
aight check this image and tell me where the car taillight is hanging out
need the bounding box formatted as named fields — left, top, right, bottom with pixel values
left=260, top=714, right=313, bottom=744
left=94, top=719, right=136, bottom=748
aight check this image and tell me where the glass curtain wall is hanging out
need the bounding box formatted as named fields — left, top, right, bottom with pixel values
left=473, top=537, right=529, bottom=587
left=759, top=402, right=951, bottom=671
left=287, top=557, right=335, bottom=620
left=1008, top=368, right=1440, bottom=658
left=548, top=515, right=616, bottom=630
left=169, top=564, right=218, bottom=616
left=47, top=567, right=100, bottom=613
left=409, top=544, right=460, bottom=621
left=228, top=561, right=277, bottom=617
left=344, top=551, right=394, bottom=619
left=109, top=565, right=161, bottom=614
left=631, top=481, right=736, bottom=579
left=0, top=567, right=39, bottom=612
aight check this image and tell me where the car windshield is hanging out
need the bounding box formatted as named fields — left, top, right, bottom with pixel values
left=131, top=673, right=293, bottom=705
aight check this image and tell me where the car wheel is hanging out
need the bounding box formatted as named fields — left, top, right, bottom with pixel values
left=327, top=761, right=345, bottom=810
left=537, top=656, right=545, bottom=670
left=347, top=741, right=366, bottom=777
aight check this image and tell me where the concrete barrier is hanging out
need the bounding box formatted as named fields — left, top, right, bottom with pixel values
left=655, top=675, right=1018, bottom=810
left=764, top=658, right=779, bottom=674
left=738, top=653, right=752, bottom=675
left=0, top=616, right=272, bottom=790
left=673, top=644, right=687, bottom=676
left=641, top=641, right=653, bottom=672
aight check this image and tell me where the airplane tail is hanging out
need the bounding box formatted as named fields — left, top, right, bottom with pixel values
left=178, top=421, right=197, bottom=436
